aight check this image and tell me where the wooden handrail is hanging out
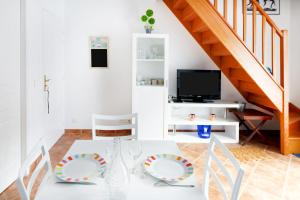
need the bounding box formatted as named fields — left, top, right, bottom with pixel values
left=252, top=0, right=283, bottom=37
left=209, top=0, right=287, bottom=88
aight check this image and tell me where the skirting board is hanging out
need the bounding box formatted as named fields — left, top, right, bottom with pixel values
left=65, top=129, right=280, bottom=136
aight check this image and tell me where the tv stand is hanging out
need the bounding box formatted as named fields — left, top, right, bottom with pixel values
left=166, top=101, right=241, bottom=143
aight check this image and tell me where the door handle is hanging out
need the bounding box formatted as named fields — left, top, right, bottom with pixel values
left=44, top=75, right=51, bottom=92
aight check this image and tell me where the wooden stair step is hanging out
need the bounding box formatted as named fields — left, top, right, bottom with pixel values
left=211, top=43, right=231, bottom=56
left=289, top=131, right=300, bottom=139
left=221, top=56, right=240, bottom=69
left=287, top=137, right=300, bottom=154
left=182, top=6, right=197, bottom=21
left=290, top=103, right=300, bottom=113
left=229, top=69, right=252, bottom=82
left=289, top=111, right=300, bottom=125
left=289, top=120, right=300, bottom=135
left=173, top=0, right=187, bottom=10
left=239, top=82, right=263, bottom=96
left=192, top=19, right=209, bottom=33
left=202, top=31, right=219, bottom=45
left=247, top=94, right=276, bottom=110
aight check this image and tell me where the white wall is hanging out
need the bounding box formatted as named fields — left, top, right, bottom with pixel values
left=25, top=0, right=65, bottom=153
left=64, top=0, right=245, bottom=129
left=290, top=0, right=300, bottom=107
left=0, top=0, right=21, bottom=192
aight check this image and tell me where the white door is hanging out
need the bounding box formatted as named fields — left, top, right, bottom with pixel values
left=42, top=9, right=65, bottom=147
left=0, top=0, right=21, bottom=192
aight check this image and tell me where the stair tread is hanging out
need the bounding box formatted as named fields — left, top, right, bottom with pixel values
left=289, top=134, right=300, bottom=139
left=182, top=6, right=196, bottom=21
left=192, top=19, right=208, bottom=33
left=173, top=0, right=187, bottom=10
left=289, top=111, right=300, bottom=124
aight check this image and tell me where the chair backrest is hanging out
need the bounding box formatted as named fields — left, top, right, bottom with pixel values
left=202, top=135, right=244, bottom=200
left=16, top=138, right=52, bottom=200
left=92, top=113, right=138, bottom=140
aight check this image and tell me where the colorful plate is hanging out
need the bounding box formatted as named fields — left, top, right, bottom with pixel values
left=144, top=154, right=193, bottom=183
left=55, top=153, right=106, bottom=183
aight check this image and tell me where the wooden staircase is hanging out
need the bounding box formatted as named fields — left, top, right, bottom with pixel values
left=163, top=0, right=300, bottom=154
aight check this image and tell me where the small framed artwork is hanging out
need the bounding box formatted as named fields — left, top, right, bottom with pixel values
left=247, top=0, right=280, bottom=15
left=90, top=36, right=108, bottom=68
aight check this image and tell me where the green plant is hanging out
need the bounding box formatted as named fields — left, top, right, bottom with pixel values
left=140, top=9, right=156, bottom=31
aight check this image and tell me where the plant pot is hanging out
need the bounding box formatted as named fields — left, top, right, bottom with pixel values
left=144, top=26, right=153, bottom=34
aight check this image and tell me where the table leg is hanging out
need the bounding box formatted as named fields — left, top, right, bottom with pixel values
left=240, top=120, right=267, bottom=145
left=233, top=113, right=251, bottom=131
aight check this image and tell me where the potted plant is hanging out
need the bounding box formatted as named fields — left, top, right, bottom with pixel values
left=141, top=9, right=156, bottom=34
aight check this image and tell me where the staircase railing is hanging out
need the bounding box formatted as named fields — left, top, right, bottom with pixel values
left=208, top=0, right=289, bottom=154
left=208, top=0, right=288, bottom=90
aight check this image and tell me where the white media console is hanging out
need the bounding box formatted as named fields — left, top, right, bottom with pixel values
left=166, top=101, right=241, bottom=143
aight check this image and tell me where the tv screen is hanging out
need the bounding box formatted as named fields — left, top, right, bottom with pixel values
left=177, top=70, right=221, bottom=101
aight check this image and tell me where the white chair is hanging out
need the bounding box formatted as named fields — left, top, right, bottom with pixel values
left=92, top=113, right=138, bottom=140
left=202, top=135, right=244, bottom=200
left=16, top=139, right=52, bottom=200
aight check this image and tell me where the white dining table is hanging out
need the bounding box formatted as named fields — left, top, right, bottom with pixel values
left=35, top=140, right=204, bottom=200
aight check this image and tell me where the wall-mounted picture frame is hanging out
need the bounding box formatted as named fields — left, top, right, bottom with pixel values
left=247, top=0, right=280, bottom=15
left=90, top=36, right=108, bottom=68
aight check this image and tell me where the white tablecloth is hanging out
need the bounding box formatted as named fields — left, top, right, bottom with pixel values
left=36, top=140, right=204, bottom=200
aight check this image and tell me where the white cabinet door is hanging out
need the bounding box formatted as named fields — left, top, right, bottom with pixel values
left=134, top=87, right=164, bottom=140
left=0, top=0, right=21, bottom=193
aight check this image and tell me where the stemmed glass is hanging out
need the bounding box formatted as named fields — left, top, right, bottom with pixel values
left=127, top=140, right=143, bottom=174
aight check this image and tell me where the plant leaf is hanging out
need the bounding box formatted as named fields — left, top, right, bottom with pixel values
left=141, top=15, right=148, bottom=22
left=148, top=17, right=155, bottom=25
left=146, top=9, right=154, bottom=17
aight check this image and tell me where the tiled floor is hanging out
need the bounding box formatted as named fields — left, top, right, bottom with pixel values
left=1, top=132, right=300, bottom=200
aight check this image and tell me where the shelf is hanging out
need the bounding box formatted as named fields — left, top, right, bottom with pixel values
left=169, top=101, right=241, bottom=109
left=136, top=85, right=164, bottom=87
left=165, top=132, right=238, bottom=143
left=169, top=115, right=239, bottom=126
left=136, top=59, right=165, bottom=62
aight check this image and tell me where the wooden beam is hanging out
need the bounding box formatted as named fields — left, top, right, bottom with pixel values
left=280, top=30, right=289, bottom=155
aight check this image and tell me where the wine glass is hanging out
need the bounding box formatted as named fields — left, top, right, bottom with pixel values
left=127, top=141, right=143, bottom=174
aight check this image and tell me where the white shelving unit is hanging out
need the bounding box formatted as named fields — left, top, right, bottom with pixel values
left=132, top=34, right=169, bottom=140
left=167, top=101, right=241, bottom=143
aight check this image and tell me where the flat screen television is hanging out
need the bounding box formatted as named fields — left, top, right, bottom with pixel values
left=177, top=70, right=221, bottom=102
